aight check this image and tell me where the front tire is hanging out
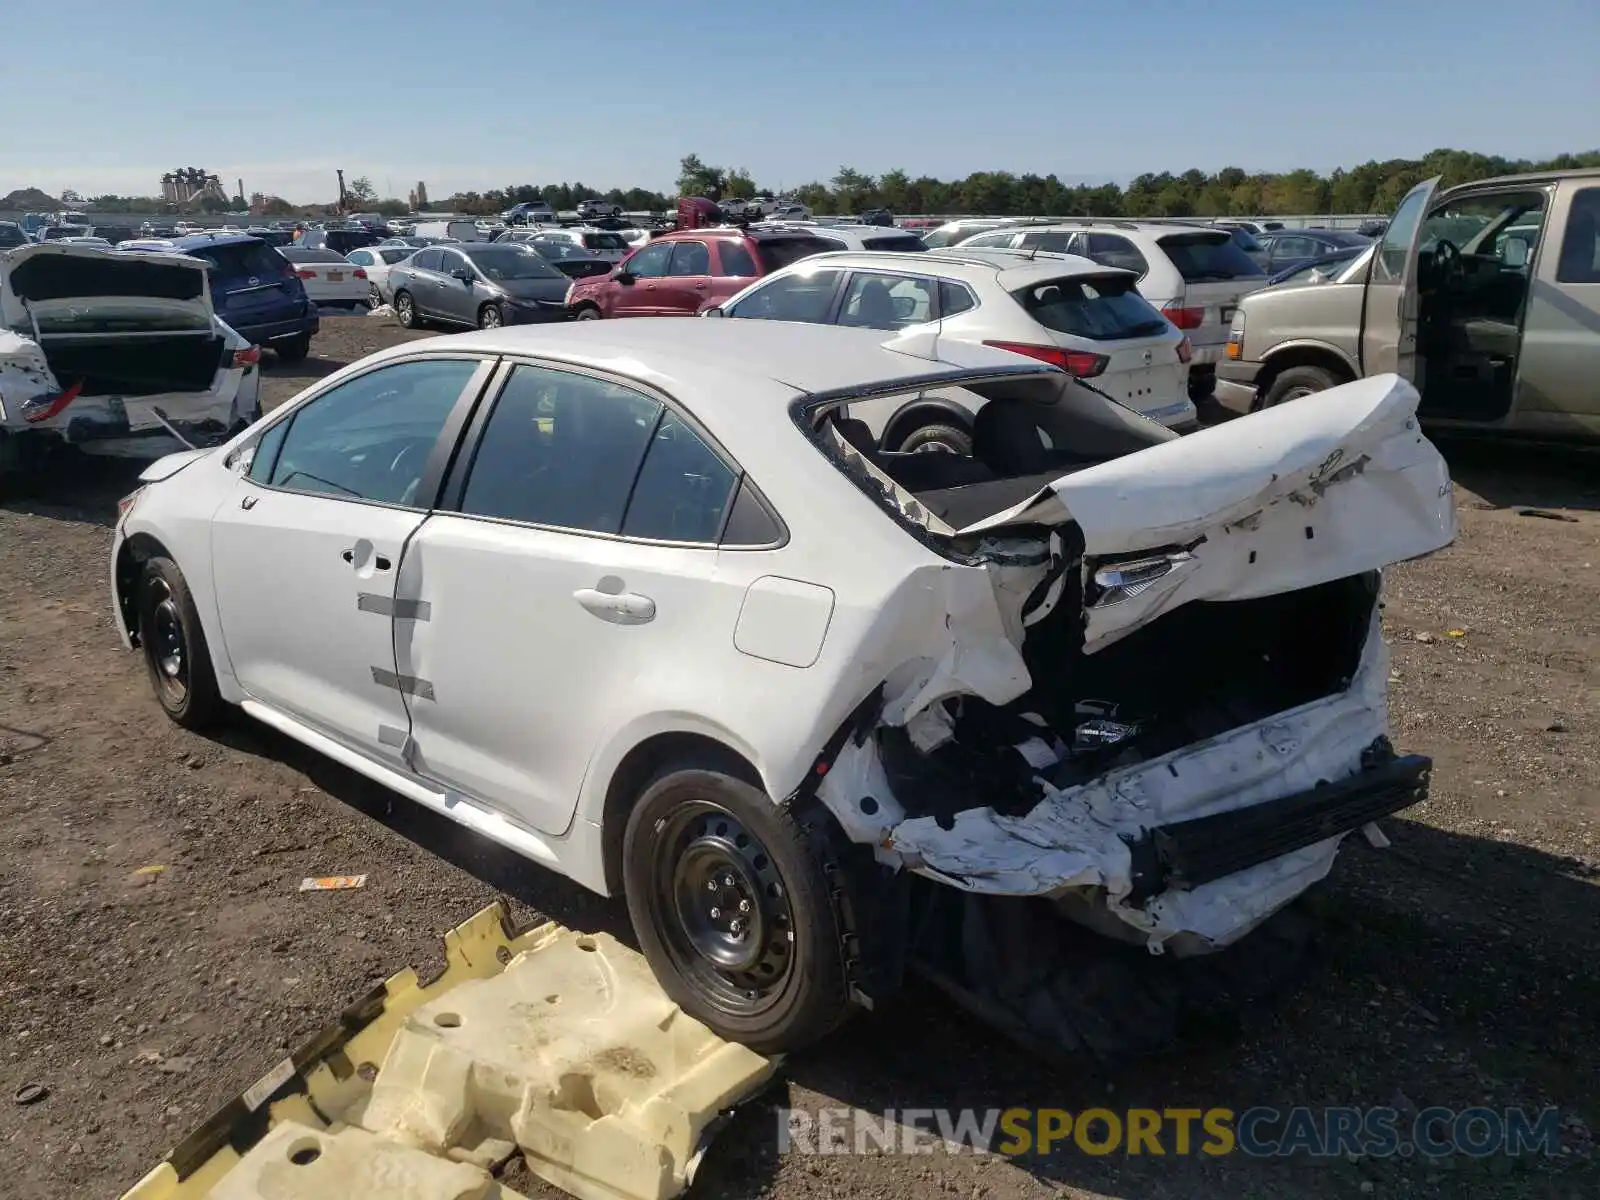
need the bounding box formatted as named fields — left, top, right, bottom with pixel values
left=136, top=556, right=225, bottom=730
left=394, top=291, right=419, bottom=329
left=622, top=764, right=852, bottom=1054
left=477, top=302, right=503, bottom=329
left=1262, top=364, right=1341, bottom=408
left=573, top=305, right=602, bottom=320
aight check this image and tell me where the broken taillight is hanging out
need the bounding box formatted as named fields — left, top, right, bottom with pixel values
left=1176, top=337, right=1193, bottom=364
left=232, top=347, right=262, bottom=369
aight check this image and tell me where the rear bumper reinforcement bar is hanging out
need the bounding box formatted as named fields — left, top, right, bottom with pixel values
left=1124, top=750, right=1431, bottom=903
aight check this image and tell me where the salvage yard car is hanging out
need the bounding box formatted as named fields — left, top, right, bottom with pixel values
left=111, top=319, right=1455, bottom=1053
left=0, top=242, right=261, bottom=481
left=705, top=246, right=1197, bottom=437
left=168, top=233, right=320, bottom=363
left=1218, top=168, right=1600, bottom=440
left=388, top=242, right=574, bottom=329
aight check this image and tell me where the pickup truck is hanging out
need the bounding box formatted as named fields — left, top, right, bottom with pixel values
left=1217, top=168, right=1600, bottom=441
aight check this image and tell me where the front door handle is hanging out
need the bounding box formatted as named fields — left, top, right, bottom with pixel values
left=341, top=548, right=392, bottom=571
left=574, top=588, right=655, bottom=625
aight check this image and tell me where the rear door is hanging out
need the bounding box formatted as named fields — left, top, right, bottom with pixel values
left=1359, top=177, right=1441, bottom=380
left=1515, top=181, right=1600, bottom=422
left=656, top=239, right=713, bottom=314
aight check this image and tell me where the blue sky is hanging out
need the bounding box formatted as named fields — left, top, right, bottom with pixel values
left=5, top=0, right=1597, bottom=202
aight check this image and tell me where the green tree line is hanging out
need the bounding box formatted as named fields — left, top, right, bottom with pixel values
left=447, top=146, right=1600, bottom=218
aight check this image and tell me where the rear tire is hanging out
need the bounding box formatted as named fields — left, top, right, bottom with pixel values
left=394, top=291, right=419, bottom=329
left=136, top=556, right=225, bottom=731
left=895, top=421, right=973, bottom=455
left=622, top=762, right=852, bottom=1054
left=274, top=334, right=311, bottom=364
left=368, top=284, right=383, bottom=309
left=1262, top=364, right=1341, bottom=408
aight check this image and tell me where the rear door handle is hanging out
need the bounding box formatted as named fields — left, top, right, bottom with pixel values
left=342, top=548, right=392, bottom=570
left=573, top=588, right=655, bottom=625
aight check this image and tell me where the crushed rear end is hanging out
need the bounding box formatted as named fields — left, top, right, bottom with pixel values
left=803, top=370, right=1455, bottom=1047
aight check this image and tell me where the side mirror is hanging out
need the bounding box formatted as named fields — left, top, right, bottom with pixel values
left=1503, top=237, right=1529, bottom=269
left=615, top=269, right=635, bottom=285
left=701, top=306, right=725, bottom=318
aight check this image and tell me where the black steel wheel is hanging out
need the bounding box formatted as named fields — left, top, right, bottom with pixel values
left=136, top=556, right=224, bottom=730
left=623, top=763, right=852, bottom=1053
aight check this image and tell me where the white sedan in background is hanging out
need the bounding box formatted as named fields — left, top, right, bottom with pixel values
left=110, top=320, right=1453, bottom=1055
left=345, top=245, right=420, bottom=307
left=278, top=246, right=369, bottom=309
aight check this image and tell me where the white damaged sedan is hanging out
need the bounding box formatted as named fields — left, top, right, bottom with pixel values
left=109, top=320, right=1455, bottom=1053
left=0, top=242, right=262, bottom=480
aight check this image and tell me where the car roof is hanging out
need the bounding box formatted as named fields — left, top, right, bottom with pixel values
left=172, top=232, right=265, bottom=249
left=360, top=319, right=1045, bottom=403
left=789, top=246, right=1130, bottom=287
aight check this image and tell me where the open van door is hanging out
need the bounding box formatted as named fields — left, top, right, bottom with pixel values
left=1360, top=176, right=1441, bottom=381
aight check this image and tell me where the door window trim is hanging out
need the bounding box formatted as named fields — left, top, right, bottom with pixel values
left=229, top=353, right=499, bottom=514
left=438, top=354, right=787, bottom=550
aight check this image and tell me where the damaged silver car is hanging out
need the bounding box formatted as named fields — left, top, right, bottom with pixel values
left=0, top=242, right=262, bottom=483
left=111, top=321, right=1455, bottom=1055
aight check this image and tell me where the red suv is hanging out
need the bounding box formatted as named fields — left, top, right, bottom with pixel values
left=566, top=228, right=836, bottom=319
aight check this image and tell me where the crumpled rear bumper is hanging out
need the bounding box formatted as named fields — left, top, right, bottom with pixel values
left=881, top=612, right=1416, bottom=952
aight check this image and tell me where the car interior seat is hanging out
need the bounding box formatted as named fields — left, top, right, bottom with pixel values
left=846, top=279, right=900, bottom=328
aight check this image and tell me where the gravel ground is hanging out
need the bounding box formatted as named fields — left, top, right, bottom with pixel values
left=1, top=314, right=1595, bottom=1199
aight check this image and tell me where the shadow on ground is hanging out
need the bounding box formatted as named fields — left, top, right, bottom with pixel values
left=207, top=710, right=1599, bottom=1198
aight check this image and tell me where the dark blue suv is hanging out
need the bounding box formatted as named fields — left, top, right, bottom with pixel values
left=170, top=234, right=319, bottom=361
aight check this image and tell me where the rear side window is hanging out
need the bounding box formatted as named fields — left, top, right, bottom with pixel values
left=754, top=237, right=834, bottom=271
left=1081, top=234, right=1149, bottom=275
left=620, top=411, right=737, bottom=543
left=459, top=365, right=662, bottom=534
left=1156, top=233, right=1265, bottom=280
left=838, top=272, right=936, bottom=329
left=1017, top=231, right=1075, bottom=253
left=1556, top=187, right=1600, bottom=282
left=727, top=269, right=842, bottom=322
left=1013, top=275, right=1171, bottom=341
left=668, top=241, right=711, bottom=276
left=716, top=240, right=757, bottom=277
left=380, top=247, right=415, bottom=264
left=189, top=241, right=289, bottom=279
left=582, top=232, right=629, bottom=251
left=862, top=235, right=926, bottom=252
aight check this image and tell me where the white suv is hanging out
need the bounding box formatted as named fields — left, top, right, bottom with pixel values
left=760, top=222, right=928, bottom=253
left=957, top=221, right=1269, bottom=400
left=707, top=247, right=1195, bottom=446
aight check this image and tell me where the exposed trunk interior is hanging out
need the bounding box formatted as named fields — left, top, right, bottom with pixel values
left=40, top=334, right=226, bottom=396
left=880, top=572, right=1380, bottom=825
left=8, top=252, right=206, bottom=302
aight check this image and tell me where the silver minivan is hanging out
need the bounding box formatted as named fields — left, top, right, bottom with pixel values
left=1217, top=169, right=1600, bottom=441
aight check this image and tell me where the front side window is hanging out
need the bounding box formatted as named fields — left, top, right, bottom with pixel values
left=458, top=365, right=662, bottom=533
left=668, top=241, right=711, bottom=276
left=1557, top=187, right=1600, bottom=282
left=623, top=241, right=672, bottom=278
left=621, top=411, right=738, bottom=543
left=726, top=268, right=843, bottom=322
left=1374, top=182, right=1434, bottom=283
left=256, top=358, right=479, bottom=506
left=837, top=272, right=936, bottom=329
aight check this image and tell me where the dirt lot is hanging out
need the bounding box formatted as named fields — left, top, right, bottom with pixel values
left=1, top=315, right=1595, bottom=1199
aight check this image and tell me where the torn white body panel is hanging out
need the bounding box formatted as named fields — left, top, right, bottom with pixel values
left=883, top=608, right=1393, bottom=950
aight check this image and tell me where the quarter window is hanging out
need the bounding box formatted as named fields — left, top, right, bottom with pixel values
left=620, top=411, right=737, bottom=543
left=939, top=281, right=976, bottom=317
left=259, top=359, right=479, bottom=505
left=459, top=365, right=662, bottom=533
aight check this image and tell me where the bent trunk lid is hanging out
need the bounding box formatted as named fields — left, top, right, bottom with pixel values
left=1, top=242, right=213, bottom=333
left=956, top=373, right=1457, bottom=651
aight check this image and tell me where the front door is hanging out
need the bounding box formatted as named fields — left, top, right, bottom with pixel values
left=1360, top=176, right=1441, bottom=382
left=613, top=241, right=673, bottom=316
left=656, top=239, right=713, bottom=314
left=209, top=357, right=488, bottom=769
left=394, top=361, right=746, bottom=835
